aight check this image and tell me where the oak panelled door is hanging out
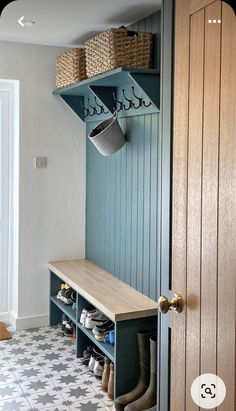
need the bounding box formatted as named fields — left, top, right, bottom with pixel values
left=160, top=1, right=235, bottom=410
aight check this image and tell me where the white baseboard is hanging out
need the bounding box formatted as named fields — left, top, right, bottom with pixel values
left=0, top=312, right=10, bottom=322
left=8, top=312, right=49, bottom=331
left=8, top=311, right=17, bottom=330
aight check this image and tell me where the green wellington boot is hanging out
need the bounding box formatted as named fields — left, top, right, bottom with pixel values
left=124, top=335, right=157, bottom=411
left=114, top=330, right=155, bottom=411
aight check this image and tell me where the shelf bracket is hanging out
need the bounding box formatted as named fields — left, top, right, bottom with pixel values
left=128, top=73, right=160, bottom=110
left=61, top=95, right=84, bottom=121
left=89, top=86, right=116, bottom=114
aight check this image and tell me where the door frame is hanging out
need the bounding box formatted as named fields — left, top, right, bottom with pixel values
left=158, top=0, right=174, bottom=410
left=0, top=79, right=19, bottom=322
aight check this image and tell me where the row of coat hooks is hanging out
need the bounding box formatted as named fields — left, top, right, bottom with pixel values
left=81, top=87, right=153, bottom=118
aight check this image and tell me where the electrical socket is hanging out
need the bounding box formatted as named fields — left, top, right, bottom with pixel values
left=34, top=157, right=47, bottom=169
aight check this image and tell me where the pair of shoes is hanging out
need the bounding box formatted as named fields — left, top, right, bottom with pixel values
left=102, top=358, right=114, bottom=400
left=61, top=314, right=76, bottom=337
left=57, top=284, right=76, bottom=305
left=81, top=345, right=94, bottom=365
left=57, top=283, right=68, bottom=301
left=81, top=345, right=103, bottom=363
left=80, top=308, right=108, bottom=329
left=81, top=345, right=102, bottom=366
left=92, top=320, right=114, bottom=342
left=64, top=322, right=76, bottom=337
left=62, top=288, right=76, bottom=305
left=88, top=353, right=104, bottom=377
left=114, top=331, right=157, bottom=411
left=61, top=313, right=68, bottom=332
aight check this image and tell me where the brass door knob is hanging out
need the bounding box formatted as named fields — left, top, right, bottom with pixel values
left=158, top=294, right=184, bottom=314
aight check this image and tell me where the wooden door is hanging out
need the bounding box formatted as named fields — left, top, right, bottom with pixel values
left=170, top=1, right=236, bottom=410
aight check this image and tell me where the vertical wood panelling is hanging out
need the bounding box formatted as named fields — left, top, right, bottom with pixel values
left=143, top=115, right=151, bottom=295
left=130, top=117, right=138, bottom=290
left=125, top=117, right=132, bottom=286
left=86, top=112, right=160, bottom=300
left=172, top=2, right=236, bottom=411
left=86, top=12, right=162, bottom=300
left=119, top=126, right=127, bottom=283
left=114, top=149, right=121, bottom=279
left=136, top=116, right=145, bottom=293
left=201, top=1, right=221, bottom=377
left=190, top=0, right=216, bottom=14
left=109, top=152, right=116, bottom=275
left=217, top=3, right=236, bottom=410
left=186, top=9, right=204, bottom=411
left=149, top=115, right=158, bottom=300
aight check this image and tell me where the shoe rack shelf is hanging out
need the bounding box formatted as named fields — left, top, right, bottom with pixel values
left=49, top=259, right=158, bottom=398
left=50, top=296, right=76, bottom=323
left=52, top=67, right=160, bottom=122
left=77, top=322, right=114, bottom=362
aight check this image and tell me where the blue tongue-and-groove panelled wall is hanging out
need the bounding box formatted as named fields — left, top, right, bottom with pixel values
left=85, top=12, right=169, bottom=302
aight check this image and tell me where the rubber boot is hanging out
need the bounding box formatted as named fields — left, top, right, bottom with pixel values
left=108, top=362, right=114, bottom=399
left=114, top=330, right=155, bottom=411
left=124, top=336, right=157, bottom=411
left=102, top=357, right=111, bottom=392
left=143, top=407, right=157, bottom=411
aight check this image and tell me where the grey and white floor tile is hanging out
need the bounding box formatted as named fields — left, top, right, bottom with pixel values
left=70, top=397, right=108, bottom=411
left=81, top=373, right=103, bottom=392
left=0, top=370, right=18, bottom=386
left=33, top=342, right=59, bottom=354
left=50, top=371, right=84, bottom=389
left=37, top=350, right=67, bottom=364
left=44, top=359, right=76, bottom=375
left=36, top=406, right=71, bottom=411
left=0, top=324, right=113, bottom=410
left=60, top=383, right=96, bottom=402
left=20, top=377, right=56, bottom=395
left=63, top=347, right=77, bottom=359
left=3, top=346, right=33, bottom=358
left=8, top=354, right=40, bottom=369
left=0, top=383, right=24, bottom=400
left=0, top=358, right=13, bottom=372
left=0, top=396, right=31, bottom=411
left=27, top=390, right=64, bottom=409
left=14, top=365, right=48, bottom=381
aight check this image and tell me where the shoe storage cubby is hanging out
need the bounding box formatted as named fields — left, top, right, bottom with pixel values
left=49, top=259, right=158, bottom=397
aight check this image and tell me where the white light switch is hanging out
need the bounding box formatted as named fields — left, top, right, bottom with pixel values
left=34, top=157, right=47, bottom=169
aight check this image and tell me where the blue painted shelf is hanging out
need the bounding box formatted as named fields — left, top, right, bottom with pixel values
left=52, top=67, right=160, bottom=122
left=77, top=322, right=115, bottom=362
left=50, top=296, right=76, bottom=323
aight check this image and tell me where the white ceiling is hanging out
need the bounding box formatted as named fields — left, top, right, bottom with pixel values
left=0, top=0, right=161, bottom=47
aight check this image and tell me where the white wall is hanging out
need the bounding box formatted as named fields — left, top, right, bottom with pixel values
left=0, top=41, right=86, bottom=328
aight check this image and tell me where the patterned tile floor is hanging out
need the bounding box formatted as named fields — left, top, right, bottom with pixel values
left=0, top=325, right=114, bottom=411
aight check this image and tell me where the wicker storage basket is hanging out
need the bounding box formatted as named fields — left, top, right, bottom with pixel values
left=56, top=48, right=87, bottom=88
left=85, top=28, right=153, bottom=78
